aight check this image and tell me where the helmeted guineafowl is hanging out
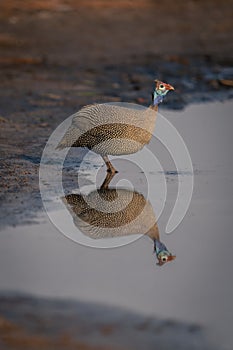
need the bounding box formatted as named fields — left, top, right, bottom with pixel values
left=57, top=80, right=174, bottom=173
left=63, top=172, right=176, bottom=266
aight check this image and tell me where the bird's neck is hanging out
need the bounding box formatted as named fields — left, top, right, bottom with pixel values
left=151, top=92, right=163, bottom=111
left=150, top=104, right=158, bottom=111
left=146, top=223, right=160, bottom=241
left=153, top=239, right=168, bottom=255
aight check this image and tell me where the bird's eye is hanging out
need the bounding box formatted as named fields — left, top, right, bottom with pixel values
left=159, top=84, right=165, bottom=90
left=161, top=256, right=168, bottom=262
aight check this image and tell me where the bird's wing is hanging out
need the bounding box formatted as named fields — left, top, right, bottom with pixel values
left=57, top=103, right=156, bottom=149
left=72, top=103, right=150, bottom=129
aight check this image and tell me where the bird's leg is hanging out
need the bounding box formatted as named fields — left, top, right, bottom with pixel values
left=100, top=171, right=116, bottom=190
left=102, top=155, right=118, bottom=174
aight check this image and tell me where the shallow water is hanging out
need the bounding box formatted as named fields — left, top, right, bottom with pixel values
left=0, top=101, right=233, bottom=349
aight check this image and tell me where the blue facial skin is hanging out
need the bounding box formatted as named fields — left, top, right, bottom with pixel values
left=154, top=239, right=168, bottom=255
left=154, top=239, right=175, bottom=266
left=153, top=89, right=169, bottom=106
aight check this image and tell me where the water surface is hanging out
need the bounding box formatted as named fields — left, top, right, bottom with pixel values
left=0, top=101, right=233, bottom=349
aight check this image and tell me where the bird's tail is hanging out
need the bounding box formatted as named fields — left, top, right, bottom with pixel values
left=55, top=141, right=67, bottom=150
left=55, top=128, right=77, bottom=150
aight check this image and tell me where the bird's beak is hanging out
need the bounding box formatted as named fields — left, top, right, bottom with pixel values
left=167, top=255, right=176, bottom=261
left=165, top=83, right=175, bottom=91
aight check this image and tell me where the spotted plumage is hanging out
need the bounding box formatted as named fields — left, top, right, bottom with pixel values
left=63, top=175, right=175, bottom=266
left=57, top=80, right=174, bottom=173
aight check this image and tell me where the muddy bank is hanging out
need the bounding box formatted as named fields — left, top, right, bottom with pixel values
left=0, top=293, right=214, bottom=350
left=1, top=0, right=233, bottom=63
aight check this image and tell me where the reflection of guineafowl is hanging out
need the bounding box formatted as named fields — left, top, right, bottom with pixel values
left=63, top=173, right=176, bottom=266
left=57, top=80, right=174, bottom=173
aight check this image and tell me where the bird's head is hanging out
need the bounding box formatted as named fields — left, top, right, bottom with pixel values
left=152, top=80, right=174, bottom=106
left=154, top=239, right=176, bottom=266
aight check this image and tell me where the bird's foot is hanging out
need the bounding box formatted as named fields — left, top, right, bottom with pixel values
left=102, top=156, right=118, bottom=175
left=107, top=168, right=118, bottom=174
